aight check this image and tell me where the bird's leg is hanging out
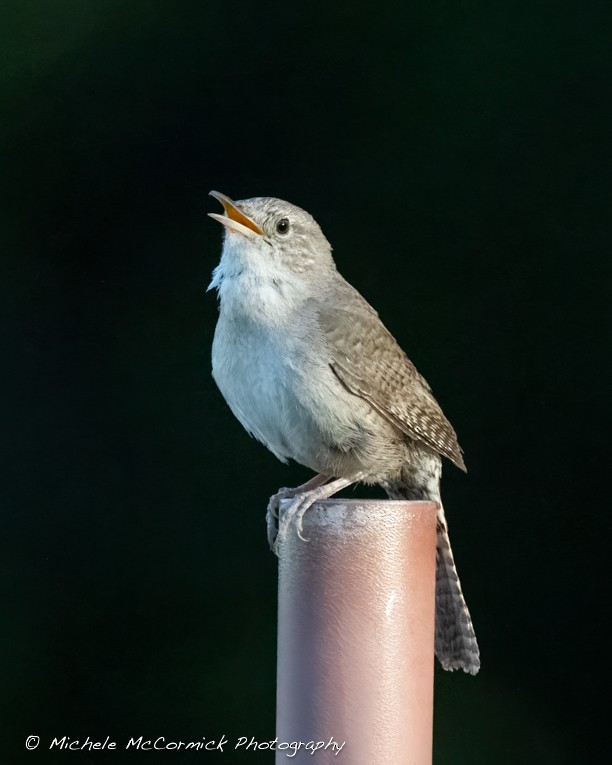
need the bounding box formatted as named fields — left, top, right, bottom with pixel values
left=266, top=474, right=330, bottom=548
left=268, top=474, right=331, bottom=519
left=273, top=472, right=363, bottom=555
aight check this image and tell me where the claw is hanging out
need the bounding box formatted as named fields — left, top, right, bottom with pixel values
left=296, top=526, right=309, bottom=543
left=273, top=495, right=312, bottom=553
left=266, top=506, right=278, bottom=550
left=266, top=473, right=361, bottom=557
left=295, top=506, right=310, bottom=542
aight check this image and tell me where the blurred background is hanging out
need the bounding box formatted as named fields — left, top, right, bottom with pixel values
left=1, top=1, right=610, bottom=762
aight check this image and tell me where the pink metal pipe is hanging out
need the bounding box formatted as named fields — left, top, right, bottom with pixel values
left=276, top=499, right=437, bottom=765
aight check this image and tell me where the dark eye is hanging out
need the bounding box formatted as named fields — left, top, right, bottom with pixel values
left=276, top=218, right=290, bottom=235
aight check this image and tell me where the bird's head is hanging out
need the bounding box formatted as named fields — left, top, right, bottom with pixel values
left=208, top=192, right=334, bottom=292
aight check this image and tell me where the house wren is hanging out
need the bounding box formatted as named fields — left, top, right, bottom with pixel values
left=208, top=191, right=480, bottom=674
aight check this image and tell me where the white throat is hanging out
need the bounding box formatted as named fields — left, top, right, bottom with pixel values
left=208, top=232, right=312, bottom=328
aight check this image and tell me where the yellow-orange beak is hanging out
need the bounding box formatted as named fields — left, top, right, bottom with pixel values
left=208, top=190, right=264, bottom=238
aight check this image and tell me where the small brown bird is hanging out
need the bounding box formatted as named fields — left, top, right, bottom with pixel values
left=208, top=191, right=480, bottom=674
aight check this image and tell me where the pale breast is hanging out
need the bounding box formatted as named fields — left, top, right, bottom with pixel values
left=211, top=306, right=405, bottom=480
left=212, top=312, right=295, bottom=462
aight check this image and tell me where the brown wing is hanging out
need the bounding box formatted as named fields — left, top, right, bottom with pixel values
left=318, top=279, right=466, bottom=471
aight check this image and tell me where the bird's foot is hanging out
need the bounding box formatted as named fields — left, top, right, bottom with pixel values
left=272, top=474, right=361, bottom=555
left=273, top=494, right=312, bottom=554
left=266, top=475, right=330, bottom=549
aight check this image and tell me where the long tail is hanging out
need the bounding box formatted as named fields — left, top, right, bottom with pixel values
left=385, top=474, right=480, bottom=675
left=434, top=504, right=480, bottom=674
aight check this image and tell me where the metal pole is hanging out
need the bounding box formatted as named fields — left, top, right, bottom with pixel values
left=276, top=499, right=437, bottom=765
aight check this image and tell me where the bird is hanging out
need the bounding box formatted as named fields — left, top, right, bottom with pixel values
left=207, top=190, right=480, bottom=674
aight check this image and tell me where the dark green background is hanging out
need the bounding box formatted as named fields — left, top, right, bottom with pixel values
left=2, top=1, right=609, bottom=762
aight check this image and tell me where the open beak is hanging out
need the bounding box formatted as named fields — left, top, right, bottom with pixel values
left=208, top=190, right=264, bottom=238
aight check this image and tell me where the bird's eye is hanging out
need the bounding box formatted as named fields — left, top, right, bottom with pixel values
left=276, top=218, right=290, bottom=235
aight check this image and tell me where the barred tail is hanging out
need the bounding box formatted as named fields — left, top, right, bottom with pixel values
left=435, top=505, right=480, bottom=674
left=385, top=472, right=480, bottom=675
